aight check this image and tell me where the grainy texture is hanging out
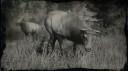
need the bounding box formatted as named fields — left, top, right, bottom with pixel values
left=1, top=0, right=127, bottom=70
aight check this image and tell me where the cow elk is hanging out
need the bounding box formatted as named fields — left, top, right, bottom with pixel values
left=41, top=10, right=100, bottom=55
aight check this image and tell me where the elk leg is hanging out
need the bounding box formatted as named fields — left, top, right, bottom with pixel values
left=24, top=32, right=29, bottom=36
left=73, top=43, right=77, bottom=55
left=32, top=32, right=38, bottom=41
left=50, top=37, right=56, bottom=54
left=47, top=35, right=56, bottom=54
left=58, top=37, right=63, bottom=56
left=36, top=39, right=45, bottom=54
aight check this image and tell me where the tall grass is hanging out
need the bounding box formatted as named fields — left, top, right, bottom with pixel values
left=1, top=34, right=126, bottom=70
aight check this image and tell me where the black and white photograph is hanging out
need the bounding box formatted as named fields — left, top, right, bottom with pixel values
left=0, top=0, right=127, bottom=71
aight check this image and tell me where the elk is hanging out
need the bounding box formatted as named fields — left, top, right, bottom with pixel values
left=16, top=17, right=43, bottom=40
left=41, top=10, right=100, bottom=55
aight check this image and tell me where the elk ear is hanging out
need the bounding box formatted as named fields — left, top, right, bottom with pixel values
left=93, top=30, right=100, bottom=33
left=89, top=30, right=100, bottom=35
left=80, top=28, right=100, bottom=35
left=80, top=29, right=88, bottom=34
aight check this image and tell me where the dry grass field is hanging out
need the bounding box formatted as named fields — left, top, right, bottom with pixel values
left=1, top=33, right=126, bottom=70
